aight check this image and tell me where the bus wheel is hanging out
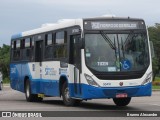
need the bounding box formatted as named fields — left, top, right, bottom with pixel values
left=113, top=97, right=131, bottom=106
left=62, top=82, right=80, bottom=106
left=25, top=80, right=43, bottom=102
left=0, top=82, right=3, bottom=90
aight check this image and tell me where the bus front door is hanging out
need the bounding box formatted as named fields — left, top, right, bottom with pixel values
left=70, top=35, right=81, bottom=96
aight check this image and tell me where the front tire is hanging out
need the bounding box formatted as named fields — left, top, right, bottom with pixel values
left=113, top=97, right=131, bottom=106
left=25, top=80, right=43, bottom=102
left=62, top=82, right=81, bottom=106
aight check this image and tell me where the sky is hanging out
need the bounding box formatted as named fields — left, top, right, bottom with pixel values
left=0, top=0, right=160, bottom=46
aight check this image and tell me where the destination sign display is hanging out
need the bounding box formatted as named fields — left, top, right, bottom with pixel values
left=84, top=20, right=145, bottom=30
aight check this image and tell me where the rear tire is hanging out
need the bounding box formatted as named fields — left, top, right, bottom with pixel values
left=113, top=97, right=131, bottom=106
left=25, top=80, right=43, bottom=102
left=62, top=82, right=81, bottom=106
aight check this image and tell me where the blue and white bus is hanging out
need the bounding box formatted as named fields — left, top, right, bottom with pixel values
left=10, top=17, right=152, bottom=106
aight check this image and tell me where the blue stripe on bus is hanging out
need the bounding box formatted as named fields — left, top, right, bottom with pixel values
left=31, top=80, right=152, bottom=99
left=31, top=79, right=60, bottom=96
left=11, top=75, right=152, bottom=99
left=69, top=82, right=152, bottom=99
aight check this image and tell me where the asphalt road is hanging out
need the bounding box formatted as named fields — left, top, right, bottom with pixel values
left=0, top=85, right=159, bottom=119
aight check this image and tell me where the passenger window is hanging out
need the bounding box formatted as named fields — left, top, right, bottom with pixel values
left=32, top=39, right=34, bottom=47
left=54, top=31, right=67, bottom=58
left=45, top=33, right=53, bottom=45
left=11, top=41, right=14, bottom=49
left=25, top=38, right=31, bottom=48
left=45, top=33, right=53, bottom=59
left=16, top=40, right=20, bottom=48
left=55, top=31, right=67, bottom=44
left=13, top=40, right=21, bottom=61
left=13, top=41, right=16, bottom=50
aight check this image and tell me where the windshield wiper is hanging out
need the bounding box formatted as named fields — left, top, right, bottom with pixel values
left=124, top=31, right=135, bottom=46
left=121, top=37, right=125, bottom=59
left=100, top=31, right=116, bottom=50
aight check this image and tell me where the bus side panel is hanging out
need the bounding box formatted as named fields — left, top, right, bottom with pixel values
left=28, top=62, right=60, bottom=96
left=43, top=79, right=59, bottom=96
left=21, top=63, right=34, bottom=92
left=41, top=61, right=60, bottom=96
left=31, top=79, right=41, bottom=94
left=67, top=65, right=83, bottom=98
left=30, top=79, right=60, bottom=96
left=29, top=63, right=41, bottom=94
left=69, top=83, right=82, bottom=98
left=10, top=63, right=24, bottom=92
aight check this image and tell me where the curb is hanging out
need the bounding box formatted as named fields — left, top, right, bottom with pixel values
left=152, top=89, right=160, bottom=91
left=3, top=84, right=10, bottom=87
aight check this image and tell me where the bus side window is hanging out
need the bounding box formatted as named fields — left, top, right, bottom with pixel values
left=11, top=41, right=14, bottom=62
left=45, top=33, right=53, bottom=60
left=54, top=31, right=67, bottom=59
left=13, top=40, right=21, bottom=61
left=31, top=37, right=35, bottom=61
left=23, top=38, right=31, bottom=61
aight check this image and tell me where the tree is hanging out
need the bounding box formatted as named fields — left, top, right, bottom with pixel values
left=0, top=44, right=10, bottom=81
left=148, top=24, right=160, bottom=80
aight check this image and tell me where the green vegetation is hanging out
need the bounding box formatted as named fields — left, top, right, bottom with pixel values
left=154, top=77, right=160, bottom=82
left=0, top=44, right=10, bottom=83
left=152, top=85, right=160, bottom=90
left=3, top=77, right=10, bottom=84
left=148, top=24, right=160, bottom=81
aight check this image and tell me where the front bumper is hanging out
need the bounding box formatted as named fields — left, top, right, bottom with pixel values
left=80, top=82, right=152, bottom=99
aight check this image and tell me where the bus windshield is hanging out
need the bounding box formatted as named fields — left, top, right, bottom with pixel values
left=85, top=32, right=149, bottom=72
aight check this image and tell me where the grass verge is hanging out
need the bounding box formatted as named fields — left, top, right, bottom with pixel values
left=3, top=77, right=10, bottom=84
left=152, top=85, right=160, bottom=90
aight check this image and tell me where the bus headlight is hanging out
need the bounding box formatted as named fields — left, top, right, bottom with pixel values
left=84, top=73, right=100, bottom=87
left=141, top=72, right=152, bottom=85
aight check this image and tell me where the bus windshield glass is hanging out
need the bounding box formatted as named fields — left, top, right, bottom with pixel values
left=85, top=32, right=149, bottom=72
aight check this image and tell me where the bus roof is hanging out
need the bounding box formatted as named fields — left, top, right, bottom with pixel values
left=83, top=16, right=144, bottom=21
left=11, top=19, right=83, bottom=40
left=11, top=17, right=144, bottom=40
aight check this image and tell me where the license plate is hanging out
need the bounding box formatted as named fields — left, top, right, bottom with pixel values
left=116, top=93, right=128, bottom=98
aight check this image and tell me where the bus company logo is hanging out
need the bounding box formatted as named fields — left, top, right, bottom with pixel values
left=119, top=82, right=123, bottom=86
left=45, top=68, right=57, bottom=76
left=11, top=67, right=16, bottom=73
left=91, top=22, right=100, bottom=29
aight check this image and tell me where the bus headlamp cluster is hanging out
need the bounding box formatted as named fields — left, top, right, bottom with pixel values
left=84, top=73, right=100, bottom=87
left=141, top=72, right=152, bottom=85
